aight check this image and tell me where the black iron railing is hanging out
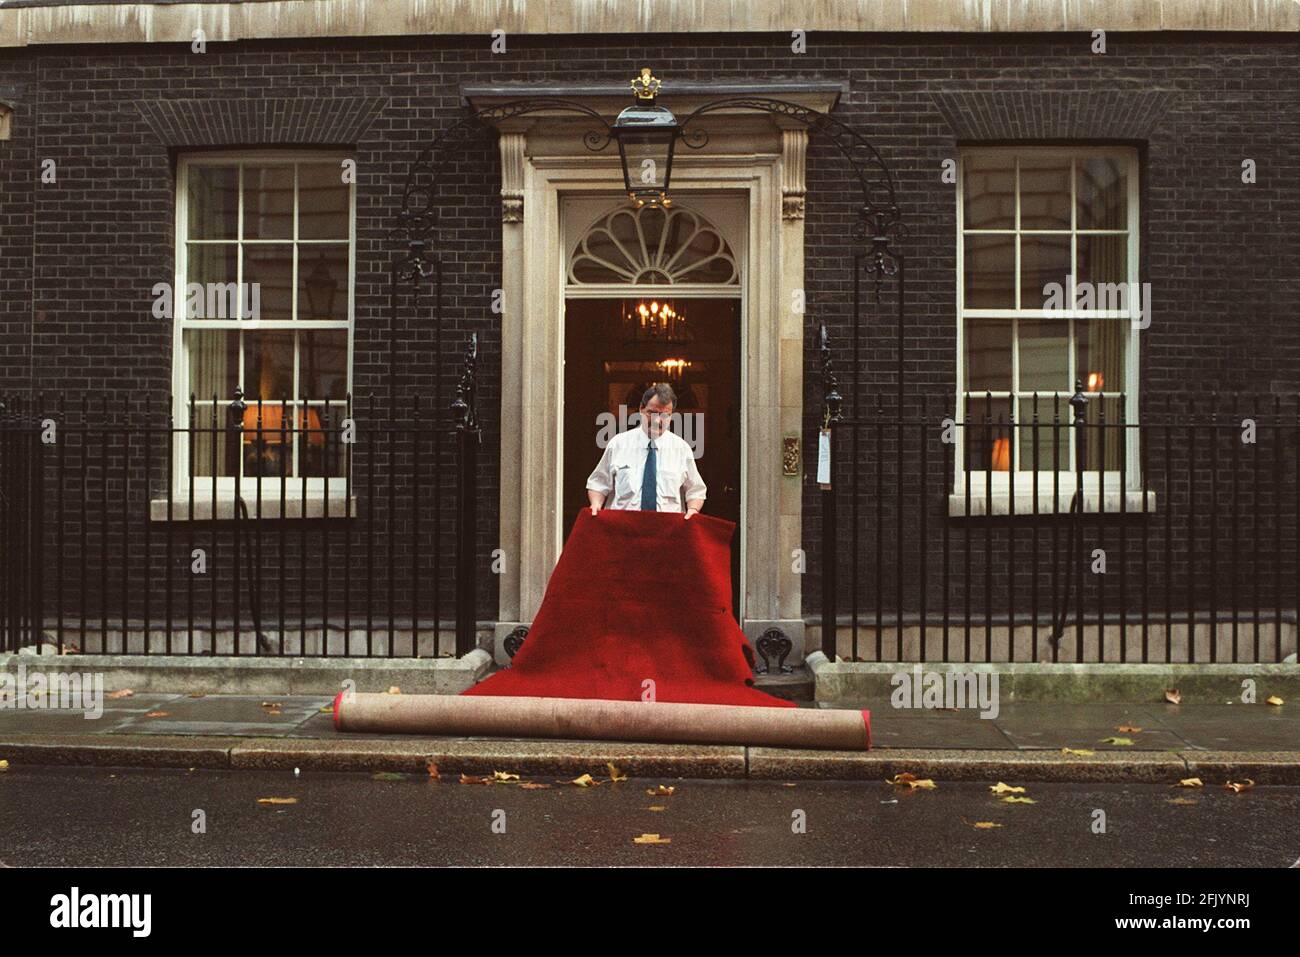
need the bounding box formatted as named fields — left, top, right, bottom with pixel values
left=817, top=385, right=1300, bottom=663
left=0, top=342, right=483, bottom=658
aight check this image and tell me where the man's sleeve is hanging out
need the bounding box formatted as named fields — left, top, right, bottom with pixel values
left=683, top=446, right=707, bottom=501
left=586, top=440, right=615, bottom=495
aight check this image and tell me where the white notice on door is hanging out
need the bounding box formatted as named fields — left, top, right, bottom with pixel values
left=816, top=428, right=831, bottom=487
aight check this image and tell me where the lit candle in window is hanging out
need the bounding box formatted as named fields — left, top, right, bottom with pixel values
left=1087, top=371, right=1104, bottom=392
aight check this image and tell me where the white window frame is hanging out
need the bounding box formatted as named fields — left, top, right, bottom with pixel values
left=954, top=145, right=1145, bottom=512
left=168, top=150, right=356, bottom=503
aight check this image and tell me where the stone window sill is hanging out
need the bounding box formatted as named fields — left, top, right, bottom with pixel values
left=948, top=490, right=1156, bottom=518
left=150, top=491, right=359, bottom=521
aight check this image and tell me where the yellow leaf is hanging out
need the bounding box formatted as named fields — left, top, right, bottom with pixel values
left=257, top=797, right=298, bottom=805
left=571, top=773, right=599, bottom=787
left=1166, top=797, right=1198, bottom=806
left=606, top=762, right=628, bottom=782
left=1115, top=725, right=1143, bottom=733
left=887, top=773, right=936, bottom=789
left=0, top=759, right=8, bottom=771
left=1177, top=778, right=1204, bottom=788
left=144, top=711, right=169, bottom=718
left=1266, top=695, right=1284, bottom=706
left=1165, top=688, right=1182, bottom=705
left=1099, top=737, right=1134, bottom=746
left=645, top=785, right=675, bottom=796
left=107, top=689, right=135, bottom=699
left=971, top=821, right=1004, bottom=829
left=386, top=686, right=401, bottom=695
left=1224, top=779, right=1255, bottom=793
left=633, top=833, right=671, bottom=844
left=519, top=782, right=552, bottom=790
left=426, top=761, right=440, bottom=779
left=647, top=805, right=667, bottom=811
left=1001, top=796, right=1036, bottom=804
left=989, top=782, right=1026, bottom=794
left=1061, top=748, right=1095, bottom=756
left=492, top=771, right=520, bottom=782
left=319, top=705, right=334, bottom=713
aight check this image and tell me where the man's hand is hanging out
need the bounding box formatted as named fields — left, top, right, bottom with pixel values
left=588, top=491, right=605, bottom=517
left=590, top=503, right=601, bottom=517
left=683, top=506, right=699, bottom=520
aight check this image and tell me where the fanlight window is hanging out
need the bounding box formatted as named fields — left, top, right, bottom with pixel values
left=568, top=205, right=738, bottom=285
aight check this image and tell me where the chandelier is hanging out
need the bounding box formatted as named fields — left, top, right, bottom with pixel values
left=621, top=297, right=693, bottom=345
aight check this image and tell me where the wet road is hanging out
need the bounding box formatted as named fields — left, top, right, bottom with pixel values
left=2, top=765, right=1298, bottom=867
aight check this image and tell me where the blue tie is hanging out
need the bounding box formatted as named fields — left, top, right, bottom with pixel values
left=641, top=440, right=657, bottom=511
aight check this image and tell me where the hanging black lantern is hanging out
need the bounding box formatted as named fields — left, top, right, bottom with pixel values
left=611, top=67, right=679, bottom=208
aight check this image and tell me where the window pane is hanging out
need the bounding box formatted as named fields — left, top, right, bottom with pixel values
left=298, top=163, right=350, bottom=240
left=186, top=166, right=237, bottom=240
left=243, top=245, right=294, bottom=322
left=962, top=396, right=1014, bottom=470
left=963, top=155, right=1015, bottom=229
left=299, top=330, right=348, bottom=400
left=1017, top=319, right=1070, bottom=393
left=964, top=318, right=1012, bottom=392
left=299, top=404, right=347, bottom=478
left=1076, top=234, right=1128, bottom=294
left=963, top=234, right=1015, bottom=308
left=185, top=245, right=238, bottom=319
left=1080, top=394, right=1125, bottom=471
left=244, top=166, right=294, bottom=240
left=1077, top=158, right=1127, bottom=230
left=243, top=329, right=294, bottom=402
left=298, top=247, right=348, bottom=321
left=186, top=329, right=238, bottom=400
left=1018, top=157, right=1071, bottom=229
left=1017, top=396, right=1070, bottom=472
left=1019, top=234, right=1071, bottom=309
left=1075, top=319, right=1126, bottom=395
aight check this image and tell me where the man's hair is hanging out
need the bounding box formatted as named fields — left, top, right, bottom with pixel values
left=640, top=382, right=677, bottom=409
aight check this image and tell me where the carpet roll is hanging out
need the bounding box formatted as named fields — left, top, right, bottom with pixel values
left=334, top=692, right=871, bottom=750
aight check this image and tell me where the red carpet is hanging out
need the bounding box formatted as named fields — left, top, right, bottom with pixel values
left=464, top=508, right=797, bottom=708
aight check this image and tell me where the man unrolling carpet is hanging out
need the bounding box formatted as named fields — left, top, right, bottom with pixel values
left=585, top=382, right=706, bottom=518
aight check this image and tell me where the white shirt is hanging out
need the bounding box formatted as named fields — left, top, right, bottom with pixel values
left=586, top=425, right=707, bottom=512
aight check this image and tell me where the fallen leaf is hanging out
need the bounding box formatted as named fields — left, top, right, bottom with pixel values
left=606, top=763, right=628, bottom=782
left=1166, top=797, right=1198, bottom=806
left=188, top=692, right=206, bottom=699
left=647, top=805, right=667, bottom=811
left=426, top=761, right=440, bottom=779
left=965, top=820, right=1004, bottom=829
left=571, top=773, right=599, bottom=788
left=1099, top=737, right=1134, bottom=746
left=319, top=705, right=334, bottom=713
left=646, top=785, right=675, bottom=796
left=492, top=771, right=520, bottom=782
left=0, top=760, right=8, bottom=771
left=107, top=689, right=134, bottom=700
left=989, top=782, right=1026, bottom=795
left=1165, top=688, right=1182, bottom=705
left=386, top=686, right=401, bottom=695
left=1115, top=725, right=1143, bottom=733
left=144, top=711, right=169, bottom=718
left=372, top=772, right=405, bottom=781
left=1224, top=779, right=1255, bottom=794
left=1001, top=796, right=1036, bottom=804
left=887, top=773, right=936, bottom=790
left=1177, top=777, right=1204, bottom=788
left=1061, top=748, right=1096, bottom=756
left=1267, top=695, right=1284, bottom=706
left=459, top=773, right=491, bottom=785
left=519, top=782, right=552, bottom=790
left=257, top=797, right=297, bottom=805
left=633, top=833, right=671, bottom=844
